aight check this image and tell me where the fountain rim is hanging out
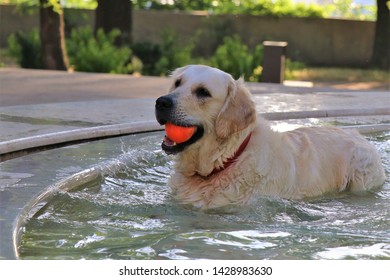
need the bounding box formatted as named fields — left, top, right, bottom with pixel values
left=1, top=107, right=389, bottom=162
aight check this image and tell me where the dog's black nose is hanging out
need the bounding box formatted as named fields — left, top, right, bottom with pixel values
left=155, top=95, right=174, bottom=125
left=156, top=96, right=173, bottom=110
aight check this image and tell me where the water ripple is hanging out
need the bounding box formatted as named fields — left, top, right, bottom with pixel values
left=18, top=132, right=390, bottom=260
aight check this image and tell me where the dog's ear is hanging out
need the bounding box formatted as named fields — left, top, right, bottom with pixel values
left=215, top=78, right=256, bottom=139
left=170, top=65, right=190, bottom=78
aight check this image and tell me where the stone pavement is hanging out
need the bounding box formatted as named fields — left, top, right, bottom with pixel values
left=0, top=67, right=389, bottom=144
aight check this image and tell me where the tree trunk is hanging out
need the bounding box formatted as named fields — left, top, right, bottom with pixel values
left=95, top=0, right=132, bottom=46
left=39, top=0, right=69, bottom=70
left=371, top=0, right=390, bottom=70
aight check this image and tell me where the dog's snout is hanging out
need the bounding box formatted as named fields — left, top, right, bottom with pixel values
left=155, top=95, right=175, bottom=125
left=156, top=96, right=173, bottom=110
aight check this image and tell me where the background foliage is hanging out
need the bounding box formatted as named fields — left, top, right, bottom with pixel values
left=0, top=0, right=378, bottom=20
left=2, top=0, right=385, bottom=74
left=7, top=27, right=270, bottom=79
left=66, top=27, right=133, bottom=73
left=8, top=30, right=42, bottom=68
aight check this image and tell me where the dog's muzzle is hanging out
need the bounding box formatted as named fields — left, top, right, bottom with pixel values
left=155, top=95, right=174, bottom=125
left=155, top=95, right=204, bottom=154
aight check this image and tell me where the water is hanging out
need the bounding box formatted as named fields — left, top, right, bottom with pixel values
left=17, top=131, right=390, bottom=260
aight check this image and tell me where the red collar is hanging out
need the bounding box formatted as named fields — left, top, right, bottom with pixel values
left=202, top=132, right=252, bottom=178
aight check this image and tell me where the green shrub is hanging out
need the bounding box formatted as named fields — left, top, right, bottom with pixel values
left=284, top=59, right=306, bottom=80
left=7, top=29, right=42, bottom=69
left=154, top=29, right=195, bottom=76
left=66, top=27, right=133, bottom=74
left=132, top=41, right=162, bottom=76
left=210, top=35, right=263, bottom=82
left=6, top=27, right=304, bottom=83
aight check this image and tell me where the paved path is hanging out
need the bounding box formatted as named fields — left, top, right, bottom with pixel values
left=4, top=67, right=381, bottom=106
left=1, top=67, right=389, bottom=143
left=0, top=68, right=171, bottom=106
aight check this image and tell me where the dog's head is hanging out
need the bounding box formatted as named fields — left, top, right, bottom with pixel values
left=155, top=65, right=256, bottom=154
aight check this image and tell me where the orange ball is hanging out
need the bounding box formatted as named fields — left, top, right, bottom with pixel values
left=165, top=122, right=196, bottom=143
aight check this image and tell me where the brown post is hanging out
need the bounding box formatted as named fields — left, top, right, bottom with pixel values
left=261, top=41, right=288, bottom=84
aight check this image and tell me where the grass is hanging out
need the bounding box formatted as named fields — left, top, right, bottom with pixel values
left=288, top=67, right=389, bottom=83
left=287, top=67, right=389, bottom=90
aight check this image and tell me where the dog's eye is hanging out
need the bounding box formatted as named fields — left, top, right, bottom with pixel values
left=174, top=79, right=181, bottom=88
left=194, top=87, right=211, bottom=98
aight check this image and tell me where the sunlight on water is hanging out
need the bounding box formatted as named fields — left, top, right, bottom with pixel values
left=315, top=243, right=390, bottom=260
left=18, top=131, right=390, bottom=260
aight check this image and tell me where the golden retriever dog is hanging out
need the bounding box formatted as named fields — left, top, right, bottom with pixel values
left=155, top=65, right=385, bottom=210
